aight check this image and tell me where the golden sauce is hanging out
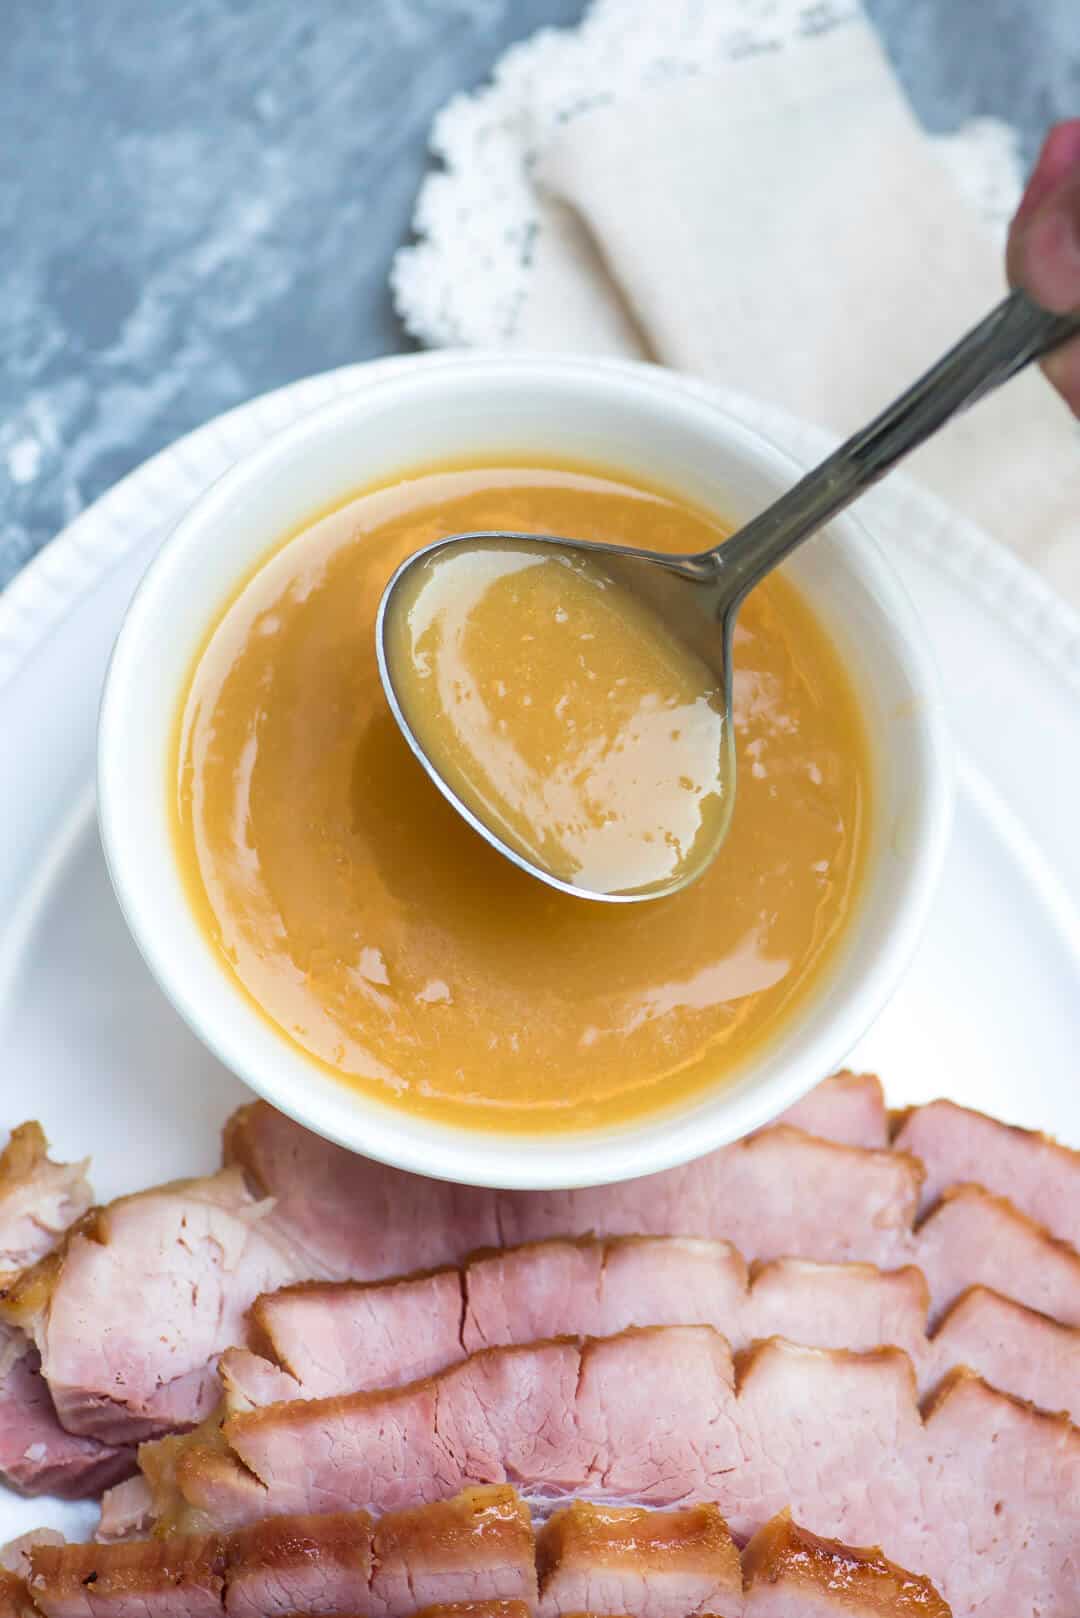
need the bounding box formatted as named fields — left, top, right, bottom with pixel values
left=174, top=463, right=871, bottom=1133
left=382, top=538, right=728, bottom=897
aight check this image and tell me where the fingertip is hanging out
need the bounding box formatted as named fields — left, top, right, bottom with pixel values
left=1042, top=344, right=1080, bottom=420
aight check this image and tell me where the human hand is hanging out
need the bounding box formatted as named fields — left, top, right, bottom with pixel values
left=1007, top=120, right=1080, bottom=416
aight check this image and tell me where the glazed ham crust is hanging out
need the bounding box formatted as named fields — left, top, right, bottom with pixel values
left=534, top=1501, right=741, bottom=1618
left=740, top=1511, right=951, bottom=1617
left=21, top=1491, right=950, bottom=1618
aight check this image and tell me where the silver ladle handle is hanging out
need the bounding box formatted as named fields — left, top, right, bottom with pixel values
left=713, top=288, right=1080, bottom=603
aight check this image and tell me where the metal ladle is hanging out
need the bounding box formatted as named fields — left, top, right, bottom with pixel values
left=377, top=289, right=1080, bottom=903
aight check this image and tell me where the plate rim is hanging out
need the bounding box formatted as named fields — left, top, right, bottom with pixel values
left=3, top=351, right=1080, bottom=701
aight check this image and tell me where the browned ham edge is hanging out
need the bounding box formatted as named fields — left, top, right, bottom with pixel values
left=0, top=1126, right=135, bottom=1498
left=534, top=1501, right=740, bottom=1617
left=148, top=1327, right=1076, bottom=1616
left=412, top=1605, right=531, bottom=1618
left=740, top=1511, right=951, bottom=1617
left=21, top=1491, right=951, bottom=1618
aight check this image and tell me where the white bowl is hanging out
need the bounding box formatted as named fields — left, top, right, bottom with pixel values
left=98, top=354, right=952, bottom=1190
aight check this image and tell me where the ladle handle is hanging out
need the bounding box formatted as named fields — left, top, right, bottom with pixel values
left=713, top=288, right=1080, bottom=602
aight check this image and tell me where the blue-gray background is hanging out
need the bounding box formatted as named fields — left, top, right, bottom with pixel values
left=2, top=0, right=1076, bottom=588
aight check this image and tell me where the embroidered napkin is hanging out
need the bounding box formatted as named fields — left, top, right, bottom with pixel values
left=394, top=1, right=1080, bottom=607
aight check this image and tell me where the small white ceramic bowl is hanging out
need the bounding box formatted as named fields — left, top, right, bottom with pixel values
left=98, top=354, right=952, bottom=1190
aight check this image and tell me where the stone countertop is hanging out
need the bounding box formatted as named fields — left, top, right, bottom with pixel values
left=1, top=0, right=1075, bottom=589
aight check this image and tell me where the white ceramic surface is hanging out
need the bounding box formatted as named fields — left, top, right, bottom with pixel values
left=2, top=355, right=1079, bottom=1544
left=96, top=355, right=951, bottom=1191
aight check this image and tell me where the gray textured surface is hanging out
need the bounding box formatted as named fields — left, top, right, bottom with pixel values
left=1, top=0, right=1075, bottom=589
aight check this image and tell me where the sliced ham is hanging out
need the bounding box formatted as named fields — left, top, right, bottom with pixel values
left=0, top=1572, right=31, bottom=1618
left=536, top=1500, right=951, bottom=1618
left=740, top=1510, right=950, bottom=1618
left=231, top=1235, right=1078, bottom=1424
left=0, top=1125, right=134, bottom=1499
left=225, top=1487, right=538, bottom=1618
left=1, top=1167, right=304, bottom=1445
left=775, top=1071, right=888, bottom=1149
left=30, top=1489, right=537, bottom=1618
left=223, top=1510, right=371, bottom=1618
left=412, top=1605, right=530, bottom=1618
left=535, top=1500, right=740, bottom=1618
left=912, top=1182, right=1080, bottom=1327
left=8, top=1088, right=922, bottom=1450
left=28, top=1535, right=226, bottom=1618
left=932, top=1286, right=1080, bottom=1419
left=0, top=1125, right=92, bottom=1274
left=895, top=1097, right=1080, bottom=1247
left=16, top=1492, right=952, bottom=1618
left=14, top=1084, right=1080, bottom=1465
left=366, top=1489, right=537, bottom=1618
left=0, top=1340, right=134, bottom=1499
left=163, top=1326, right=1079, bottom=1616
left=225, top=1101, right=920, bottom=1275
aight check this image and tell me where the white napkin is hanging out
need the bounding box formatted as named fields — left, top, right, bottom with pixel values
left=394, top=2, right=1080, bottom=608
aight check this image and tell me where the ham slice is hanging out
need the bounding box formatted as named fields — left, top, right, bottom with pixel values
left=412, top=1606, right=529, bottom=1618
left=0, top=1126, right=92, bottom=1273
left=2, top=1167, right=304, bottom=1445
left=0, top=1572, right=33, bottom=1618
left=27, top=1536, right=226, bottom=1618
left=20, top=1491, right=951, bottom=1618
left=740, top=1511, right=950, bottom=1618
left=225, top=1101, right=919, bottom=1277
left=162, top=1327, right=1079, bottom=1616
left=895, top=1098, right=1080, bottom=1249
left=226, top=1487, right=538, bottom=1618
left=4, top=1086, right=921, bottom=1450
left=534, top=1501, right=740, bottom=1618
left=775, top=1072, right=888, bottom=1148
left=0, top=1125, right=134, bottom=1499
left=233, top=1234, right=1079, bottom=1422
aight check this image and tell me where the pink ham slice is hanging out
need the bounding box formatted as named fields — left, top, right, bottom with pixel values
left=0, top=1124, right=134, bottom=1498
left=235, top=1233, right=1080, bottom=1422
left=0, top=1342, right=134, bottom=1499
left=15, top=1083, right=1080, bottom=1460
left=0, top=1126, right=92, bottom=1272
left=912, top=1182, right=1080, bottom=1327
left=6, top=1087, right=919, bottom=1449
left=2, top=1166, right=305, bottom=1445
left=895, top=1098, right=1080, bottom=1249
left=165, top=1326, right=1079, bottom=1617
left=775, top=1072, right=888, bottom=1149
left=225, top=1102, right=918, bottom=1278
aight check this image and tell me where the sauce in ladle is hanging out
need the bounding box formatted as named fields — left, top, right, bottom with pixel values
left=382, top=537, right=729, bottom=897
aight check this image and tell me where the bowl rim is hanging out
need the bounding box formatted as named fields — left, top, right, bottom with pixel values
left=98, top=350, right=953, bottom=1189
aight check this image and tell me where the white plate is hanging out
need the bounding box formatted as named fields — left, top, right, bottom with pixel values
left=2, top=353, right=1080, bottom=1543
